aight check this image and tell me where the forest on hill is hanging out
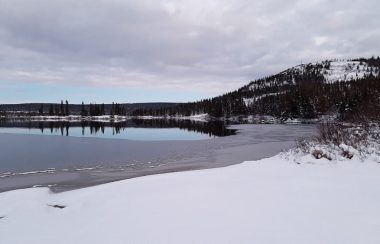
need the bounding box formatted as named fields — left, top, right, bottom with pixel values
left=133, top=57, right=380, bottom=121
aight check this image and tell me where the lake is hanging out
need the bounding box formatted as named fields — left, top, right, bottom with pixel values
left=0, top=120, right=316, bottom=192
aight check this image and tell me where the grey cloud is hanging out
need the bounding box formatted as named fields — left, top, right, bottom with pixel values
left=0, top=0, right=379, bottom=97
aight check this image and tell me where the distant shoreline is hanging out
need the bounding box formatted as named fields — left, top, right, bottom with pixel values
left=0, top=114, right=324, bottom=124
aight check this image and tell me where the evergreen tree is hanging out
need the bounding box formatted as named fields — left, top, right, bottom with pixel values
left=60, top=100, right=64, bottom=116
left=55, top=105, right=60, bottom=115
left=81, top=102, right=87, bottom=117
left=38, top=104, right=44, bottom=115
left=101, top=103, right=105, bottom=115
left=111, top=102, right=115, bottom=116
left=49, top=104, right=54, bottom=116
left=65, top=100, right=69, bottom=116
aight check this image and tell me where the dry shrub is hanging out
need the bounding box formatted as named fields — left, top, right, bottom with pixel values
left=341, top=150, right=354, bottom=159
left=297, top=121, right=379, bottom=160
left=312, top=149, right=332, bottom=160
left=316, top=122, right=368, bottom=149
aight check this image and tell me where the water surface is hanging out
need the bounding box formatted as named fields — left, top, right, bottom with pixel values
left=0, top=121, right=316, bottom=193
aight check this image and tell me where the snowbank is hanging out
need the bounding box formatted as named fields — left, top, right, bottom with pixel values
left=1, top=153, right=380, bottom=244
left=137, top=114, right=210, bottom=122
left=294, top=123, right=380, bottom=164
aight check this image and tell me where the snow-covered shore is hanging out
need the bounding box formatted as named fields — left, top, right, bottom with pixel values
left=1, top=151, right=380, bottom=244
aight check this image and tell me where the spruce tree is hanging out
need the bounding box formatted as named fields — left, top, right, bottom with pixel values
left=81, top=102, right=87, bottom=117
left=101, top=103, right=105, bottom=115
left=60, top=100, right=64, bottom=116
left=38, top=104, right=44, bottom=115
left=49, top=104, right=54, bottom=116
left=65, top=100, right=69, bottom=116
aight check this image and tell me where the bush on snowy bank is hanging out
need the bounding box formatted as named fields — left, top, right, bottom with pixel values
left=293, top=122, right=380, bottom=163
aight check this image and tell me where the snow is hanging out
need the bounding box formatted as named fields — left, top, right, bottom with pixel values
left=138, top=113, right=210, bottom=121
left=291, top=60, right=379, bottom=83
left=1, top=152, right=380, bottom=244
left=244, top=59, right=379, bottom=106
left=244, top=91, right=288, bottom=106
left=243, top=115, right=278, bottom=123
left=294, top=123, right=380, bottom=164
left=322, top=61, right=378, bottom=83
left=284, top=118, right=302, bottom=124
left=243, top=97, right=255, bottom=106
left=187, top=113, right=210, bottom=121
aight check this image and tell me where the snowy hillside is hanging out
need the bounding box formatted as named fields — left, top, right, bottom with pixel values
left=322, top=60, right=379, bottom=82
left=290, top=60, right=379, bottom=83
left=247, top=59, right=380, bottom=91
left=236, top=58, right=380, bottom=119
left=133, top=57, right=380, bottom=119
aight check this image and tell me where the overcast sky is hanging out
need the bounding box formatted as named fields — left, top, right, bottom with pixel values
left=0, top=0, right=379, bottom=103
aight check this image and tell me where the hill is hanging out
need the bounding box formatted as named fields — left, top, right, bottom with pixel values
left=133, top=57, right=380, bottom=121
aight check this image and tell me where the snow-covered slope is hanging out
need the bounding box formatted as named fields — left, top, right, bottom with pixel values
left=243, top=91, right=287, bottom=106
left=292, top=60, right=379, bottom=83
left=241, top=59, right=380, bottom=111
left=247, top=59, right=379, bottom=91
left=323, top=61, right=377, bottom=82
left=1, top=154, right=380, bottom=244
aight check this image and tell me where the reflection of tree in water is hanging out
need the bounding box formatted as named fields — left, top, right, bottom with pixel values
left=129, top=119, right=236, bottom=137
left=0, top=119, right=236, bottom=137
left=38, top=121, right=70, bottom=136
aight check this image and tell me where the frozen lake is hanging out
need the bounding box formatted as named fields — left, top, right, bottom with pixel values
left=0, top=121, right=316, bottom=192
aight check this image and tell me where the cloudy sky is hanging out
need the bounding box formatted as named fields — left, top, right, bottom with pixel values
left=0, top=0, right=379, bottom=103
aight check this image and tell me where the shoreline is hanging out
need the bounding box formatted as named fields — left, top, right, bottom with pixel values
left=1, top=150, right=379, bottom=244
left=0, top=114, right=325, bottom=124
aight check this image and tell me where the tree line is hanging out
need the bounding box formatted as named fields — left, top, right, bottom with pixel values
left=40, top=100, right=70, bottom=116
left=37, top=101, right=127, bottom=116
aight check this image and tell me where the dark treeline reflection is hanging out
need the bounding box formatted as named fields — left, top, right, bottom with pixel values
left=0, top=119, right=236, bottom=137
